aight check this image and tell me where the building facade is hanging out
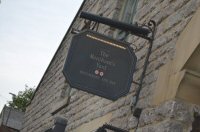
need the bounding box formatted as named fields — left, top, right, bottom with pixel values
left=21, top=0, right=200, bottom=131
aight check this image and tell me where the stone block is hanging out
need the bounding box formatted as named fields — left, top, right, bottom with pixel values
left=137, top=120, right=184, bottom=132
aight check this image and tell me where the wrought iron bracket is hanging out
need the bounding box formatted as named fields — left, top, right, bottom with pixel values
left=132, top=20, right=156, bottom=101
left=79, top=11, right=152, bottom=39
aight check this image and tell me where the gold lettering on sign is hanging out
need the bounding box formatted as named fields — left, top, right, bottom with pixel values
left=86, top=34, right=126, bottom=50
left=90, top=54, right=116, bottom=67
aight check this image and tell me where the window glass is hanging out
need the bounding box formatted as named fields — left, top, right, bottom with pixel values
left=117, top=0, right=138, bottom=40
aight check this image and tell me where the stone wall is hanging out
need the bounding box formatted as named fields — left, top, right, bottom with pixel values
left=21, top=0, right=200, bottom=132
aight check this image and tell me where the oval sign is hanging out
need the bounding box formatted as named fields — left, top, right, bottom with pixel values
left=63, top=30, right=137, bottom=100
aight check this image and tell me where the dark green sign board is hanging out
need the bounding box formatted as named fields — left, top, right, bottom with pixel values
left=63, top=30, right=137, bottom=100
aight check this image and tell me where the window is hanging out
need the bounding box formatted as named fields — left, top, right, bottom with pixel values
left=120, top=0, right=138, bottom=23
left=117, top=0, right=138, bottom=40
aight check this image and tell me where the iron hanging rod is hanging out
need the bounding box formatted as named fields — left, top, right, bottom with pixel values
left=80, top=11, right=151, bottom=40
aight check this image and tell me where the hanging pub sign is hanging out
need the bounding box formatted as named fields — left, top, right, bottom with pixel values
left=63, top=30, right=137, bottom=100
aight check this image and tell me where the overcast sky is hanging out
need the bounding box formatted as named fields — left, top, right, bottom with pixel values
left=0, top=0, right=83, bottom=111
